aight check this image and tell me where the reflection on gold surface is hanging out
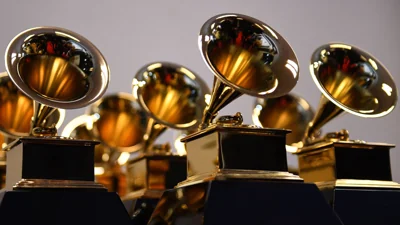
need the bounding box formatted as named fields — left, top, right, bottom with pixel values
left=0, top=90, right=32, bottom=134
left=319, top=70, right=378, bottom=112
left=95, top=111, right=144, bottom=149
left=209, top=44, right=277, bottom=93
left=254, top=94, right=315, bottom=145
left=141, top=72, right=197, bottom=126
left=18, top=55, right=89, bottom=101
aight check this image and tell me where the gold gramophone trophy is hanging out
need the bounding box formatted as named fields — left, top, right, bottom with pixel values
left=252, top=93, right=319, bottom=173
left=147, top=14, right=343, bottom=225
left=0, top=72, right=65, bottom=189
left=290, top=43, right=400, bottom=225
left=0, top=27, right=132, bottom=224
left=123, top=61, right=210, bottom=224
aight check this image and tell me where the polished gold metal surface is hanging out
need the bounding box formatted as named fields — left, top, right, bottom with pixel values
left=132, top=62, right=210, bottom=151
left=198, top=13, right=299, bottom=128
left=0, top=72, right=65, bottom=138
left=5, top=26, right=110, bottom=136
left=88, top=92, right=148, bottom=153
left=304, top=43, right=398, bottom=144
left=253, top=93, right=317, bottom=145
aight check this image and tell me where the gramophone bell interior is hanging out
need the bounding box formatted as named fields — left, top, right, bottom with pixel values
left=0, top=72, right=65, bottom=138
left=5, top=27, right=110, bottom=109
left=253, top=93, right=317, bottom=145
left=198, top=14, right=300, bottom=127
left=304, top=43, right=398, bottom=142
left=133, top=62, right=210, bottom=131
left=88, top=93, right=148, bottom=152
left=311, top=43, right=397, bottom=117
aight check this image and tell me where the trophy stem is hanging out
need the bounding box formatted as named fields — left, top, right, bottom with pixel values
left=30, top=101, right=58, bottom=136
left=143, top=117, right=167, bottom=152
left=200, top=78, right=242, bottom=129
left=303, top=95, right=343, bottom=144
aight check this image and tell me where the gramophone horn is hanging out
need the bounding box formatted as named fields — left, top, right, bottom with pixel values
left=0, top=72, right=65, bottom=138
left=132, top=62, right=210, bottom=150
left=304, top=43, right=398, bottom=144
left=87, top=92, right=148, bottom=153
left=5, top=26, right=110, bottom=136
left=198, top=13, right=299, bottom=128
left=253, top=93, right=318, bottom=146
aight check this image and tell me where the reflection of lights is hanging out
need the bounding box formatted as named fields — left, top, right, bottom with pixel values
left=204, top=94, right=211, bottom=105
left=216, top=14, right=237, bottom=20
left=1, top=143, right=7, bottom=149
left=382, top=83, right=393, bottom=96
left=94, top=167, right=104, bottom=175
left=251, top=104, right=263, bottom=127
left=368, top=58, right=378, bottom=70
left=147, top=63, right=162, bottom=71
left=61, top=114, right=93, bottom=137
left=359, top=109, right=374, bottom=113
left=330, top=44, right=351, bottom=50
left=285, top=63, right=298, bottom=78
left=259, top=79, right=278, bottom=95
left=174, top=136, right=186, bottom=156
left=55, top=31, right=80, bottom=42
left=132, top=79, right=146, bottom=99
left=118, top=152, right=130, bottom=165
left=55, top=109, right=66, bottom=129
left=204, top=35, right=210, bottom=42
left=286, top=145, right=298, bottom=153
left=102, top=153, right=109, bottom=162
left=320, top=49, right=326, bottom=56
left=263, top=25, right=278, bottom=39
left=11, top=53, right=16, bottom=65
left=211, top=23, right=215, bottom=29
left=313, top=62, right=319, bottom=69
left=298, top=98, right=311, bottom=111
left=23, top=34, right=36, bottom=42
left=178, top=67, right=196, bottom=80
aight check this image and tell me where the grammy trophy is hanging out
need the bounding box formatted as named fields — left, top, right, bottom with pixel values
left=254, top=43, right=399, bottom=225
left=0, top=27, right=132, bottom=225
left=147, top=13, right=343, bottom=225
left=122, top=61, right=210, bottom=224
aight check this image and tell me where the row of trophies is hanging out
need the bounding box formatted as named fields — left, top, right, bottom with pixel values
left=0, top=13, right=398, bottom=225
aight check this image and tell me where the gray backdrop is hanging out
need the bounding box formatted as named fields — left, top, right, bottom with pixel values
left=0, top=0, right=399, bottom=180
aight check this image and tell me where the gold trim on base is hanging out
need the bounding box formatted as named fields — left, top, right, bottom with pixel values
left=317, top=179, right=400, bottom=189
left=177, top=169, right=302, bottom=187
left=121, top=189, right=164, bottom=200
left=14, top=179, right=106, bottom=189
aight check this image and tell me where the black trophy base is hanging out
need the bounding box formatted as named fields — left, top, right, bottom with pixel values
left=321, top=187, right=400, bottom=225
left=147, top=180, right=343, bottom=225
left=123, top=197, right=160, bottom=225
left=0, top=189, right=132, bottom=225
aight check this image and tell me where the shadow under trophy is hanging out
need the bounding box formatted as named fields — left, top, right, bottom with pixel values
left=147, top=13, right=343, bottom=225
left=123, top=62, right=210, bottom=224
left=291, top=43, right=399, bottom=225
left=0, top=27, right=132, bottom=224
left=0, top=72, right=65, bottom=189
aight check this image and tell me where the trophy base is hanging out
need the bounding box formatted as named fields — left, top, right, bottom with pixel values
left=147, top=179, right=343, bottom=225
left=122, top=189, right=163, bottom=225
left=0, top=189, right=132, bottom=225
left=178, top=169, right=302, bottom=187
left=0, top=137, right=132, bottom=224
left=318, top=180, right=400, bottom=225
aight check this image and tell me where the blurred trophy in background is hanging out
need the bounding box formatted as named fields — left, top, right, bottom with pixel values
left=0, top=27, right=132, bottom=225
left=147, top=14, right=343, bottom=225
left=0, top=72, right=65, bottom=188
left=123, top=62, right=210, bottom=224
left=252, top=93, right=319, bottom=173
left=61, top=92, right=147, bottom=197
left=291, top=43, right=399, bottom=225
